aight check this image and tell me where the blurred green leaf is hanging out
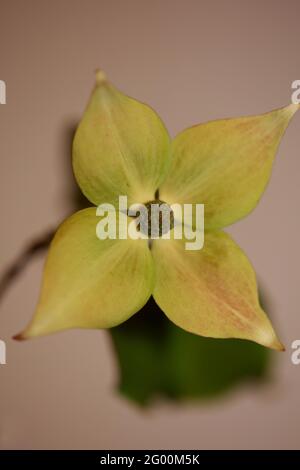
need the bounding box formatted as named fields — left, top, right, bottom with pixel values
left=110, top=297, right=270, bottom=406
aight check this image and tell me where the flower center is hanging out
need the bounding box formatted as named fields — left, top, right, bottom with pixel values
left=138, top=199, right=174, bottom=237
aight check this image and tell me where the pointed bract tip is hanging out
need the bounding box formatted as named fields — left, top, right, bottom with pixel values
left=13, top=332, right=26, bottom=341
left=256, top=326, right=285, bottom=351
left=286, top=102, right=300, bottom=117
left=277, top=341, right=286, bottom=352
left=270, top=337, right=285, bottom=352
left=95, top=69, right=107, bottom=86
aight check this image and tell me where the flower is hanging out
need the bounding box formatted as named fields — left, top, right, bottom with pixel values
left=15, top=71, right=299, bottom=350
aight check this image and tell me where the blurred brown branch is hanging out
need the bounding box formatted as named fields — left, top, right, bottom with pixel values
left=0, top=229, right=54, bottom=302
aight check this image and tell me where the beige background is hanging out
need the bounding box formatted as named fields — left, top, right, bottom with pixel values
left=0, top=0, right=300, bottom=449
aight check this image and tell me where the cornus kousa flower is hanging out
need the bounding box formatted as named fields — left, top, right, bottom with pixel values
left=15, top=71, right=299, bottom=350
